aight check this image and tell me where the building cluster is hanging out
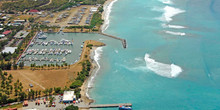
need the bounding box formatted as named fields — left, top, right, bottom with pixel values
left=56, top=12, right=70, bottom=23
left=68, top=7, right=87, bottom=25
left=0, top=12, right=30, bottom=54
left=85, top=7, right=98, bottom=25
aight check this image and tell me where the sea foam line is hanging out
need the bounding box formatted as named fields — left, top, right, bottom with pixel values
left=164, top=30, right=186, bottom=36
left=162, top=24, right=186, bottom=29
left=144, top=54, right=182, bottom=78
left=86, top=47, right=103, bottom=98
left=101, top=0, right=118, bottom=32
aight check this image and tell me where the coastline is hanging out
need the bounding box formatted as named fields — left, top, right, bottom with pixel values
left=80, top=0, right=117, bottom=106
left=101, top=0, right=117, bottom=32
left=80, top=47, right=98, bottom=105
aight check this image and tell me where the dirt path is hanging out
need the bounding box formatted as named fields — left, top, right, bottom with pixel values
left=18, top=71, right=46, bottom=90
left=39, top=0, right=52, bottom=7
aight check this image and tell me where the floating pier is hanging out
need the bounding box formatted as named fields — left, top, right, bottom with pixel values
left=99, top=32, right=127, bottom=49
left=79, top=103, right=132, bottom=109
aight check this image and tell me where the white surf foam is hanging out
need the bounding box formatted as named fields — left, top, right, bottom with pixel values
left=115, top=50, right=118, bottom=53
left=101, top=0, right=118, bottom=32
left=86, top=47, right=103, bottom=98
left=162, top=24, right=186, bottom=29
left=159, top=0, right=173, bottom=5
left=117, top=63, right=148, bottom=72
left=134, top=57, right=143, bottom=61
left=165, top=30, right=186, bottom=36
left=144, top=54, right=182, bottom=78
left=160, top=6, right=185, bottom=22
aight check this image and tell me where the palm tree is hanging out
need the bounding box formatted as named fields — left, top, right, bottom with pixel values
left=10, top=86, right=13, bottom=94
left=38, top=90, right=41, bottom=98
left=47, top=64, right=51, bottom=70
left=48, top=88, right=53, bottom=96
left=35, top=91, right=38, bottom=98
left=61, top=64, right=63, bottom=69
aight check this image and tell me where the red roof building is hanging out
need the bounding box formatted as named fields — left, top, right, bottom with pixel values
left=3, top=30, right=12, bottom=35
left=28, top=9, right=39, bottom=13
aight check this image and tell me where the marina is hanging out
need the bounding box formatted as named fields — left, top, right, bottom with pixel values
left=19, top=33, right=120, bottom=66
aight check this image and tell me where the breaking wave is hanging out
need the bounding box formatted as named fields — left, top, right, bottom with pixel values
left=162, top=24, right=186, bottom=29
left=86, top=47, right=103, bottom=98
left=162, top=6, right=185, bottom=22
left=159, top=0, right=173, bottom=5
left=101, top=0, right=118, bottom=32
left=165, top=30, right=186, bottom=36
left=144, top=54, right=182, bottom=78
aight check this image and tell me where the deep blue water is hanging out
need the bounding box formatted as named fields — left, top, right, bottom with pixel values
left=90, top=0, right=220, bottom=109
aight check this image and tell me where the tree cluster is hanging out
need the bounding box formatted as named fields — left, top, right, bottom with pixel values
left=1, top=0, right=50, bottom=12
left=70, top=60, right=92, bottom=99
left=30, top=63, right=70, bottom=70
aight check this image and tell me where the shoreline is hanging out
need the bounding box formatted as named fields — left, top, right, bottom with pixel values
left=80, top=47, right=99, bottom=105
left=80, top=0, right=117, bottom=106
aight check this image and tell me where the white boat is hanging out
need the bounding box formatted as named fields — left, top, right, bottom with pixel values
left=62, top=57, right=66, bottom=62
left=38, top=35, right=47, bottom=39
left=50, top=58, right=54, bottom=62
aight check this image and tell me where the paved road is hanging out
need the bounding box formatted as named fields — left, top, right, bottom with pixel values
left=39, top=0, right=53, bottom=8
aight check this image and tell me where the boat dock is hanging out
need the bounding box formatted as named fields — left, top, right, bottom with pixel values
left=79, top=103, right=132, bottom=109
left=99, top=32, right=127, bottom=49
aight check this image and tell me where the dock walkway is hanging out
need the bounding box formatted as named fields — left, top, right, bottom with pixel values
left=79, top=103, right=132, bottom=109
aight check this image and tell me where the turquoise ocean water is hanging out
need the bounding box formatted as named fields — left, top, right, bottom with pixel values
left=89, top=0, right=220, bottom=110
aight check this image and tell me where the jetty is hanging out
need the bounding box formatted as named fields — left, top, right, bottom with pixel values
left=99, top=32, right=127, bottom=48
left=79, top=103, right=132, bottom=109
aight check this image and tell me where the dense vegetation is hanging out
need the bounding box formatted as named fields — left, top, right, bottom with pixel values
left=80, top=0, right=106, bottom=5
left=0, top=25, right=24, bottom=51
left=90, top=12, right=103, bottom=29
left=70, top=60, right=91, bottom=99
left=1, top=0, right=107, bottom=12
left=65, top=105, right=79, bottom=110
left=1, top=0, right=50, bottom=12
left=0, top=25, right=25, bottom=71
left=36, top=0, right=69, bottom=11
left=0, top=70, right=25, bottom=105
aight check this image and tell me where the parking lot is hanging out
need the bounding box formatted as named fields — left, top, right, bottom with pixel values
left=23, top=95, right=84, bottom=110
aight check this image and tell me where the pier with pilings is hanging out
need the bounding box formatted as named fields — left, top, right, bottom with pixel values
left=79, top=103, right=132, bottom=109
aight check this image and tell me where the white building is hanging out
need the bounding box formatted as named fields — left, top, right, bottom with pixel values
left=63, top=91, right=76, bottom=103
left=14, top=20, right=26, bottom=23
left=2, top=47, right=17, bottom=53
left=0, top=34, right=5, bottom=38
left=90, top=7, right=98, bottom=13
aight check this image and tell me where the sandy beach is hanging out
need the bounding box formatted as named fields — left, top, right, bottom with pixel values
left=79, top=0, right=116, bottom=108
left=80, top=47, right=97, bottom=105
